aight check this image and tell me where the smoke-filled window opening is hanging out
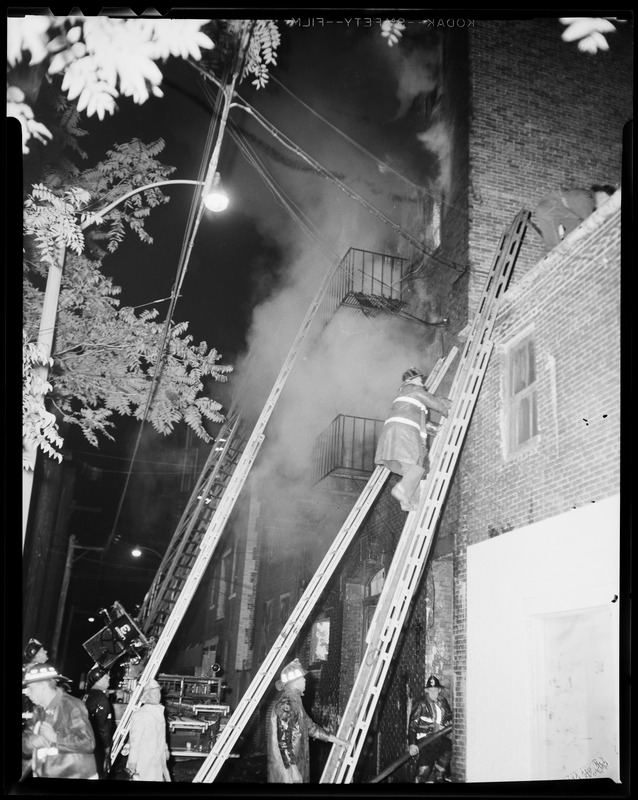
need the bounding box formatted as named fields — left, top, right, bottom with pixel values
left=278, top=593, right=290, bottom=627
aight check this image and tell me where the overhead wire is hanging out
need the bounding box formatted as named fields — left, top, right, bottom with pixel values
left=270, top=74, right=432, bottom=198
left=101, top=45, right=463, bottom=558
left=99, top=47, right=239, bottom=559
left=190, top=60, right=465, bottom=274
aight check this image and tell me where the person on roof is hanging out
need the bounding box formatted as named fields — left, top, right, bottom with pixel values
left=532, top=185, right=616, bottom=250
left=375, top=368, right=452, bottom=512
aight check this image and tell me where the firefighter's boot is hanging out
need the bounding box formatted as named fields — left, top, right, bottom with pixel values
left=414, top=766, right=431, bottom=783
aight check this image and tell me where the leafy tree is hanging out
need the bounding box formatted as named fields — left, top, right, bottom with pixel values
left=7, top=15, right=283, bottom=153
left=377, top=16, right=626, bottom=54
left=23, top=139, right=231, bottom=456
left=559, top=17, right=626, bottom=53
left=14, top=15, right=282, bottom=465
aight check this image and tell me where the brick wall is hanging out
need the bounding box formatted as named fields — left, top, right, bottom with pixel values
left=466, top=18, right=632, bottom=315
left=451, top=194, right=621, bottom=779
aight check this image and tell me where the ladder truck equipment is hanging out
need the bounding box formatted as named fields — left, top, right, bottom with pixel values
left=320, top=209, right=530, bottom=783
left=192, top=348, right=458, bottom=783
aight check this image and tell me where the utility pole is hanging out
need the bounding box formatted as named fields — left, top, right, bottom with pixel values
left=51, top=534, right=105, bottom=660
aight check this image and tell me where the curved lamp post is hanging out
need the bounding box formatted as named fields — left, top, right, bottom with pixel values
left=22, top=170, right=230, bottom=553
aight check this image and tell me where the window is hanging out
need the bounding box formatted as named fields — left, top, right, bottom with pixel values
left=279, top=593, right=291, bottom=625
left=506, top=333, right=539, bottom=452
left=366, top=568, right=385, bottom=599
left=216, top=549, right=232, bottom=619
left=209, top=573, right=218, bottom=611
left=310, top=617, right=331, bottom=662
left=202, top=638, right=218, bottom=675
left=262, top=600, right=273, bottom=639
left=431, top=200, right=441, bottom=250
left=362, top=569, right=385, bottom=653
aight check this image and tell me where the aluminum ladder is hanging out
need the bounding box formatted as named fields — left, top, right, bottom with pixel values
left=136, top=408, right=246, bottom=640
left=108, top=248, right=367, bottom=765
left=192, top=347, right=458, bottom=783
left=320, top=209, right=530, bottom=783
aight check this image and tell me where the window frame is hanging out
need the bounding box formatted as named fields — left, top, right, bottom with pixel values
left=279, top=593, right=291, bottom=626
left=216, top=548, right=232, bottom=620
left=504, top=330, right=540, bottom=456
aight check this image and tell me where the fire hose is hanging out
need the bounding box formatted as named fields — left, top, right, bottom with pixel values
left=368, top=724, right=453, bottom=784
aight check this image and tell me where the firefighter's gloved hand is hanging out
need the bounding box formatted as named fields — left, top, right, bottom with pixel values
left=441, top=397, right=453, bottom=416
left=409, top=744, right=419, bottom=758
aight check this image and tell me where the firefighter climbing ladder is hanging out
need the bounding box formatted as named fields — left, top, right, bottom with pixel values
left=320, top=209, right=530, bottom=783
left=192, top=348, right=457, bottom=783
left=109, top=249, right=360, bottom=765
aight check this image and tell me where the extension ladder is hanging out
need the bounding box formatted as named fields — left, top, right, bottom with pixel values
left=109, top=247, right=363, bottom=765
left=137, top=409, right=246, bottom=639
left=320, top=209, right=530, bottom=783
left=193, top=347, right=458, bottom=783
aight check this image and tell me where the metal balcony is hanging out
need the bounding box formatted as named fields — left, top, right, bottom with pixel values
left=311, top=414, right=384, bottom=485
left=319, top=248, right=410, bottom=328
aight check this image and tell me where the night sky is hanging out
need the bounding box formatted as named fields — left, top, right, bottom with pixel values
left=21, top=15, right=443, bottom=680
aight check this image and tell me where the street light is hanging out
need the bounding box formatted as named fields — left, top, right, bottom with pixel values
left=203, top=172, right=229, bottom=212
left=131, top=546, right=164, bottom=561
left=22, top=169, right=230, bottom=553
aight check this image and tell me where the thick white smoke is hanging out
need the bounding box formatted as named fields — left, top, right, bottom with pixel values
left=222, top=28, right=445, bottom=527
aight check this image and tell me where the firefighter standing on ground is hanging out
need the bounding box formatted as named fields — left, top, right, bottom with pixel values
left=22, top=664, right=98, bottom=779
left=82, top=664, right=114, bottom=778
left=267, top=659, right=349, bottom=783
left=126, top=679, right=171, bottom=781
left=408, top=675, right=453, bottom=783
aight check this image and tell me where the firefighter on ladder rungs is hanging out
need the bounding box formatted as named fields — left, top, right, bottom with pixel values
left=375, top=367, right=452, bottom=512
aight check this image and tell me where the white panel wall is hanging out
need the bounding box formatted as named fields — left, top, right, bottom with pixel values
left=466, top=495, right=620, bottom=783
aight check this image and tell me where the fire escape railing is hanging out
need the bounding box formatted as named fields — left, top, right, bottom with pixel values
left=311, top=414, right=384, bottom=485
left=318, top=248, right=410, bottom=329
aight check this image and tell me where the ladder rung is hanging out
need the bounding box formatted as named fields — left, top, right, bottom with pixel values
left=320, top=211, right=529, bottom=784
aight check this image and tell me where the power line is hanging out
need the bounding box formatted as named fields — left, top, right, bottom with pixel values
left=270, top=74, right=432, bottom=197
left=191, top=60, right=465, bottom=274
left=101, top=30, right=252, bottom=559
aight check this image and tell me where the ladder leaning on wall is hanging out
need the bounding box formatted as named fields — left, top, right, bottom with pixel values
left=191, top=347, right=458, bottom=783
left=319, top=209, right=530, bottom=783
left=109, top=247, right=357, bottom=765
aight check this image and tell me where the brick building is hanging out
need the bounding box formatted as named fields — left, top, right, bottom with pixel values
left=169, top=17, right=631, bottom=784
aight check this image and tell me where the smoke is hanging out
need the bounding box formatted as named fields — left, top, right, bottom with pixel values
left=417, top=121, right=452, bottom=198
left=380, top=34, right=442, bottom=121
left=219, top=28, right=446, bottom=539
left=378, top=30, right=452, bottom=199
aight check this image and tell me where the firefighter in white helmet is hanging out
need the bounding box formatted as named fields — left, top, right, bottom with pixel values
left=375, top=368, right=452, bottom=512
left=266, top=658, right=348, bottom=782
